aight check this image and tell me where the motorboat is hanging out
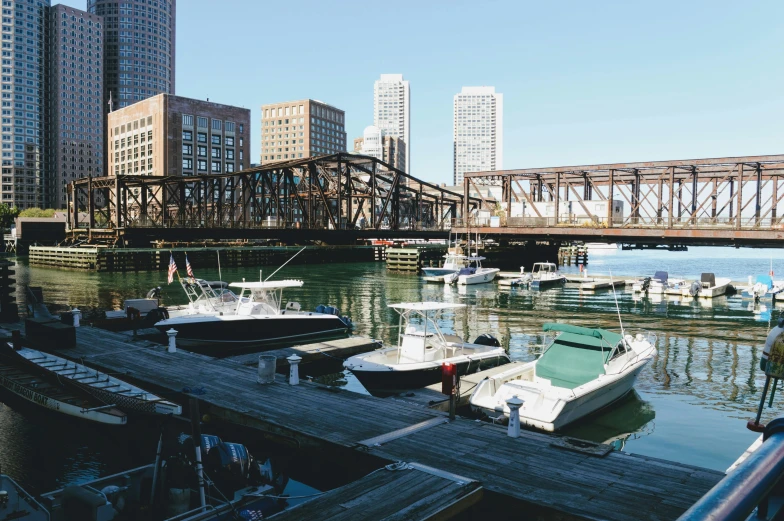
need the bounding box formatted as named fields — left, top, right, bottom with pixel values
left=528, top=262, right=566, bottom=291
left=421, top=252, right=469, bottom=279
left=4, top=433, right=290, bottom=521
left=0, top=353, right=127, bottom=425
left=469, top=322, right=656, bottom=432
left=631, top=271, right=685, bottom=295
left=344, top=302, right=510, bottom=394
left=153, top=280, right=353, bottom=354
left=10, top=345, right=182, bottom=416
left=584, top=243, right=618, bottom=251
left=741, top=275, right=784, bottom=303
left=681, top=273, right=731, bottom=299
left=444, top=256, right=500, bottom=285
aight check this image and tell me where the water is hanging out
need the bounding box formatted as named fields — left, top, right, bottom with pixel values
left=1, top=246, right=780, bottom=493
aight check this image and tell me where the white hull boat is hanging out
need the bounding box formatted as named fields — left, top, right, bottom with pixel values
left=632, top=271, right=685, bottom=295
left=681, top=273, right=731, bottom=299
left=470, top=323, right=656, bottom=432
left=12, top=346, right=182, bottom=416
left=444, top=256, right=500, bottom=285
left=528, top=262, right=566, bottom=291
left=421, top=251, right=469, bottom=279
left=741, top=275, right=784, bottom=303
left=344, top=302, right=509, bottom=394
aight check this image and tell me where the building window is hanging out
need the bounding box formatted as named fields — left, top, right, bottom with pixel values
left=182, top=130, right=192, bottom=141
left=211, top=147, right=221, bottom=159
left=183, top=144, right=192, bottom=155
left=182, top=114, right=193, bottom=126
left=226, top=149, right=234, bottom=160
left=225, top=121, right=235, bottom=132
left=211, top=135, right=221, bottom=145
left=226, top=136, right=234, bottom=147
left=197, top=145, right=206, bottom=157
left=197, top=159, right=207, bottom=171
left=211, top=119, right=222, bottom=131
left=197, top=132, right=207, bottom=143
left=239, top=124, right=244, bottom=133
left=182, top=158, right=192, bottom=170
left=226, top=163, right=234, bottom=173
left=197, top=116, right=207, bottom=128
left=211, top=160, right=221, bottom=173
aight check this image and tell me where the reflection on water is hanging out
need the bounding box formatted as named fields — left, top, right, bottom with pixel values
left=1, top=250, right=776, bottom=479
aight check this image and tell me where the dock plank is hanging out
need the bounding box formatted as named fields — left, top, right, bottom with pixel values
left=224, top=337, right=380, bottom=370
left=46, top=326, right=722, bottom=521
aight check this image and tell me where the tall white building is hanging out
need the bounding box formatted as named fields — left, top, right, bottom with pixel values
left=453, top=86, right=503, bottom=186
left=373, top=74, right=410, bottom=174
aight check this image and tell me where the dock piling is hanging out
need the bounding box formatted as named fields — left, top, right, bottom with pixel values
left=287, top=354, right=302, bottom=385
left=71, top=308, right=81, bottom=328
left=166, top=329, right=178, bottom=353
left=506, top=396, right=523, bottom=438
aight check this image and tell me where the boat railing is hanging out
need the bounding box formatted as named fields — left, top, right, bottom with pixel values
left=677, top=417, right=784, bottom=521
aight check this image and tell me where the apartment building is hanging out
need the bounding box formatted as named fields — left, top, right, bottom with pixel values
left=453, top=86, right=503, bottom=186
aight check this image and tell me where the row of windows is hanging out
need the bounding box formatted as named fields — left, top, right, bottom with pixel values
left=182, top=114, right=242, bottom=133
left=182, top=131, right=241, bottom=148
left=182, top=144, right=236, bottom=160
left=182, top=159, right=235, bottom=173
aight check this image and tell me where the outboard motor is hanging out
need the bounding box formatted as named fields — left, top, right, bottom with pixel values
left=688, top=281, right=702, bottom=297
left=143, top=307, right=169, bottom=327
left=752, top=282, right=768, bottom=302
left=472, top=333, right=501, bottom=347
left=641, top=277, right=652, bottom=293
left=204, top=440, right=289, bottom=497
left=146, top=286, right=162, bottom=299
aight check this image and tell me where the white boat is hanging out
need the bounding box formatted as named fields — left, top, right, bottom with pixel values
left=444, top=256, right=500, bottom=285
left=153, top=279, right=353, bottom=353
left=469, top=323, right=656, bottom=432
left=741, top=275, right=784, bottom=303
left=528, top=262, right=566, bottom=291
left=681, top=273, right=731, bottom=299
left=0, top=474, right=49, bottom=520
left=11, top=346, right=182, bottom=416
left=421, top=252, right=469, bottom=279
left=344, top=302, right=510, bottom=394
left=631, top=271, right=685, bottom=295
left=585, top=243, right=618, bottom=251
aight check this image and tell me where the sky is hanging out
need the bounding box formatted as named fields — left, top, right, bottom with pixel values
left=54, top=0, right=784, bottom=186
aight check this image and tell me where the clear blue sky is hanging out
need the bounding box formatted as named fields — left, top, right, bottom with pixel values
left=56, top=0, right=784, bottom=185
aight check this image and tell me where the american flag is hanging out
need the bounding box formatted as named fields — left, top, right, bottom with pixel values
left=185, top=253, right=194, bottom=278
left=167, top=253, right=178, bottom=284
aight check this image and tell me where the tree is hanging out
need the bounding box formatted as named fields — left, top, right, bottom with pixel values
left=0, top=204, right=19, bottom=230
left=19, top=208, right=56, bottom=218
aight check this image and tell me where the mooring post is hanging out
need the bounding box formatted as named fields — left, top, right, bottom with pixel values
left=167, top=329, right=178, bottom=353
left=506, top=396, right=524, bottom=438
left=287, top=354, right=302, bottom=385
left=71, top=308, right=81, bottom=328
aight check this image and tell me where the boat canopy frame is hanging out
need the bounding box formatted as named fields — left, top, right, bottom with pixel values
left=390, top=303, right=466, bottom=350
left=180, top=277, right=237, bottom=312
left=228, top=280, right=304, bottom=316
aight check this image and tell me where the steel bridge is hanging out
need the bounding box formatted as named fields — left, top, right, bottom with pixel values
left=66, top=153, right=481, bottom=246
left=456, top=154, right=784, bottom=247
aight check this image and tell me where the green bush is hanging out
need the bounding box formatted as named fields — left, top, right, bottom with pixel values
left=19, top=208, right=56, bottom=218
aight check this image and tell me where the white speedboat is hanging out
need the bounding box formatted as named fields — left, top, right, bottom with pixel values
left=529, top=262, right=566, bottom=291
left=469, top=322, right=656, bottom=432
left=344, top=302, right=510, bottom=394
left=682, top=273, right=731, bottom=299
left=631, top=271, right=685, bottom=295
left=153, top=280, right=352, bottom=354
left=444, top=256, right=500, bottom=285
left=421, top=252, right=469, bottom=279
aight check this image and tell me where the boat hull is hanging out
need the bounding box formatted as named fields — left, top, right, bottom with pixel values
left=457, top=269, right=500, bottom=285
left=349, top=353, right=508, bottom=395
left=421, top=267, right=458, bottom=277
left=530, top=276, right=566, bottom=291
left=155, top=314, right=351, bottom=353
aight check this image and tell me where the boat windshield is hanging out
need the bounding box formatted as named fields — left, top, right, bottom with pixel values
left=180, top=278, right=238, bottom=311
left=532, top=263, right=556, bottom=274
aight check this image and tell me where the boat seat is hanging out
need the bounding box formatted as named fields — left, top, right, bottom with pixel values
left=535, top=332, right=614, bottom=390
left=62, top=485, right=115, bottom=521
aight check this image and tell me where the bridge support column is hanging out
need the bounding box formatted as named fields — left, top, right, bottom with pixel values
left=773, top=179, right=778, bottom=226
left=667, top=167, right=674, bottom=229
left=755, top=164, right=762, bottom=226
left=554, top=172, right=560, bottom=225
left=737, top=164, right=744, bottom=230
left=607, top=169, right=614, bottom=228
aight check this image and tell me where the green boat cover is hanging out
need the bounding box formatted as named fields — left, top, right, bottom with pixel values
left=537, top=324, right=623, bottom=389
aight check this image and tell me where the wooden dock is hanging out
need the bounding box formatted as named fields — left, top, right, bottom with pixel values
left=40, top=326, right=723, bottom=521
left=580, top=279, right=627, bottom=292
left=268, top=463, right=482, bottom=521
left=224, top=337, right=381, bottom=373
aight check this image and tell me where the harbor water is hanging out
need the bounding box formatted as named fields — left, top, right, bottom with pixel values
left=2, top=246, right=782, bottom=493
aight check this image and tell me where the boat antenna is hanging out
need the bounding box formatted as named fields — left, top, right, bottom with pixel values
left=217, top=250, right=222, bottom=282
left=609, top=269, right=627, bottom=338
left=264, top=247, right=306, bottom=281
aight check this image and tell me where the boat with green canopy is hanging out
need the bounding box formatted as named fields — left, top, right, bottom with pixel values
left=469, top=322, right=656, bottom=432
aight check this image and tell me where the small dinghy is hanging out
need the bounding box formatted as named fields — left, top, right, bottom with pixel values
left=11, top=345, right=181, bottom=416
left=682, top=273, right=731, bottom=299
left=0, top=355, right=127, bottom=425
left=344, top=302, right=509, bottom=394
left=469, top=323, right=656, bottom=432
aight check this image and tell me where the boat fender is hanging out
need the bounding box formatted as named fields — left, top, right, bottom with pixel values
left=762, top=317, right=784, bottom=372
left=689, top=281, right=702, bottom=297
left=315, top=305, right=327, bottom=314
left=472, top=334, right=501, bottom=347
left=341, top=316, right=353, bottom=327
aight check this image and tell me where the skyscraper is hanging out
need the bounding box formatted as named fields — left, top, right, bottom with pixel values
left=373, top=74, right=409, bottom=174
left=260, top=99, right=346, bottom=164
left=0, top=0, right=49, bottom=209
left=87, top=0, right=176, bottom=110
left=49, top=4, right=104, bottom=209
left=453, top=86, right=503, bottom=186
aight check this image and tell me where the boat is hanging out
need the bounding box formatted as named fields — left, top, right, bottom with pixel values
left=681, top=273, right=731, bottom=299
left=153, top=280, right=353, bottom=353
left=444, top=256, right=500, bottom=285
left=741, top=275, right=784, bottom=303
left=584, top=243, right=618, bottom=251
left=344, top=302, right=510, bottom=394
left=10, top=345, right=182, bottom=416
left=5, top=433, right=290, bottom=521
left=469, top=322, right=656, bottom=432
left=0, top=355, right=127, bottom=425
left=528, top=262, right=566, bottom=291
left=631, top=271, right=685, bottom=295
left=0, top=474, right=49, bottom=520
left=421, top=252, right=469, bottom=279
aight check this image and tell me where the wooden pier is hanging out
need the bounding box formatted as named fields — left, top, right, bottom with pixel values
left=386, top=246, right=447, bottom=273
left=32, top=326, right=724, bottom=521
left=558, top=245, right=588, bottom=266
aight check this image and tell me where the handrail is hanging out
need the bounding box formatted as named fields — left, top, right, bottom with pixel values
left=678, top=418, right=784, bottom=521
